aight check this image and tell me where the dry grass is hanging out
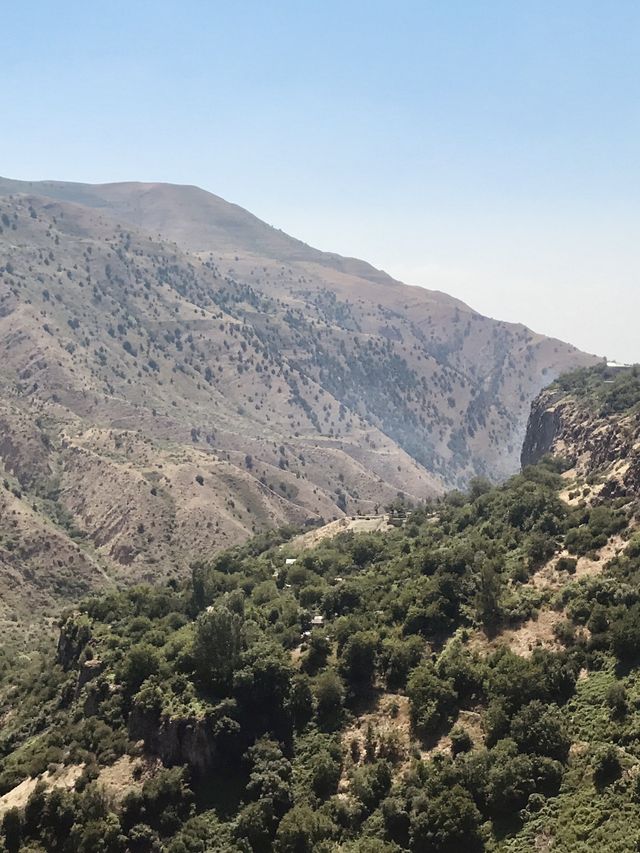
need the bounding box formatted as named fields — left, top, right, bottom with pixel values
left=0, top=764, right=84, bottom=817
left=470, top=609, right=565, bottom=658
left=339, top=693, right=413, bottom=792
left=97, top=755, right=161, bottom=804
left=531, top=532, right=630, bottom=593
left=286, top=514, right=393, bottom=551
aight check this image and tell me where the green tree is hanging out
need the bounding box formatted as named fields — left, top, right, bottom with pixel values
left=314, top=669, right=345, bottom=729
left=410, top=785, right=482, bottom=852
left=475, top=561, right=502, bottom=631
left=2, top=808, right=22, bottom=853
left=611, top=604, right=640, bottom=662
left=311, top=749, right=341, bottom=799
left=450, top=725, right=473, bottom=756
left=351, top=760, right=392, bottom=813
left=339, top=630, right=378, bottom=686
left=406, top=665, right=457, bottom=737
left=233, top=642, right=294, bottom=737
left=193, top=605, right=244, bottom=693
left=245, top=738, right=293, bottom=818
left=288, top=674, right=314, bottom=728
left=485, top=741, right=563, bottom=814
left=381, top=636, right=423, bottom=690
left=509, top=700, right=571, bottom=761
left=119, top=643, right=160, bottom=700
left=301, top=631, right=330, bottom=674
left=275, top=803, right=335, bottom=852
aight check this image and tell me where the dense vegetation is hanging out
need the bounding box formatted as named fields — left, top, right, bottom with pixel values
left=2, top=454, right=640, bottom=851
left=554, top=364, right=640, bottom=416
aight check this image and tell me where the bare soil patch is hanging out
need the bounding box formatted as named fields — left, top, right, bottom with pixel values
left=286, top=515, right=393, bottom=551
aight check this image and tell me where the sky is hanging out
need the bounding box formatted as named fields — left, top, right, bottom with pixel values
left=2, top=1, right=639, bottom=361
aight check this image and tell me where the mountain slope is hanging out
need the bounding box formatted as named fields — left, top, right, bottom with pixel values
left=0, top=181, right=599, bottom=627
left=0, top=177, right=599, bottom=483
left=0, top=177, right=423, bottom=285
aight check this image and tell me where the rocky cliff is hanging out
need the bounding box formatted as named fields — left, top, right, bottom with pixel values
left=521, top=365, right=640, bottom=497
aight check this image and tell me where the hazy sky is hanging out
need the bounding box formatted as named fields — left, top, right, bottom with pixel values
left=3, top=1, right=639, bottom=361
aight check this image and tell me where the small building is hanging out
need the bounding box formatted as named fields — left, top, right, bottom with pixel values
left=607, top=360, right=630, bottom=369
left=311, top=615, right=325, bottom=628
left=285, top=558, right=297, bottom=566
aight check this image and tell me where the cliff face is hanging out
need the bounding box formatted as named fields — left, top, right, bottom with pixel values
left=58, top=613, right=222, bottom=774
left=128, top=706, right=219, bottom=775
left=521, top=376, right=640, bottom=497
left=521, top=392, right=564, bottom=468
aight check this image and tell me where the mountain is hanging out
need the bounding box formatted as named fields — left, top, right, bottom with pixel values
left=1, top=364, right=640, bottom=852
left=0, top=179, right=598, bottom=630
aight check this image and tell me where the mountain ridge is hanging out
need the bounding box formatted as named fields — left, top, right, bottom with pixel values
left=0, top=177, right=415, bottom=291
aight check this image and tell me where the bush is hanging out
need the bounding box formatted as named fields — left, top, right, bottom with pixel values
left=556, top=556, right=577, bottom=574
left=450, top=725, right=473, bottom=756
left=407, top=665, right=457, bottom=737
left=509, top=701, right=571, bottom=761
left=606, top=682, right=628, bottom=717
left=593, top=745, right=622, bottom=787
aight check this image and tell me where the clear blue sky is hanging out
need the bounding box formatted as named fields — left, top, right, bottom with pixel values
left=3, top=1, right=639, bottom=361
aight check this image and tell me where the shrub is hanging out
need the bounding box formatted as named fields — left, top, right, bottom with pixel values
left=407, top=665, right=457, bottom=737
left=450, top=725, right=473, bottom=756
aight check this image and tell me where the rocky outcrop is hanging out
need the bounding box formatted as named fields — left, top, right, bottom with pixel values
left=56, top=614, right=92, bottom=670
left=521, top=392, right=564, bottom=467
left=75, top=658, right=105, bottom=696
left=521, top=387, right=640, bottom=497
left=128, top=705, right=219, bottom=775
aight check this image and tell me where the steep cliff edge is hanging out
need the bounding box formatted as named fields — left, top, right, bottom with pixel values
left=521, top=364, right=640, bottom=496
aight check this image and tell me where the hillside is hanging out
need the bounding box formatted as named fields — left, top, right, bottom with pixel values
left=0, top=181, right=598, bottom=630
left=1, top=365, right=640, bottom=851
